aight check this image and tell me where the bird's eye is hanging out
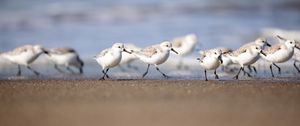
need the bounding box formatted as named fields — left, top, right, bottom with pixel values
left=214, top=52, right=217, bottom=55
left=256, top=47, right=258, bottom=49
left=290, top=42, right=292, bottom=44
left=166, top=45, right=169, bottom=47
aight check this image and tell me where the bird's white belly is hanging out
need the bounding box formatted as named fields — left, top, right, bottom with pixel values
left=233, top=53, right=258, bottom=66
left=7, top=52, right=39, bottom=65
left=266, top=49, right=293, bottom=63
left=49, top=53, right=77, bottom=65
left=139, top=52, right=169, bottom=65
left=200, top=58, right=220, bottom=70
left=97, top=54, right=121, bottom=69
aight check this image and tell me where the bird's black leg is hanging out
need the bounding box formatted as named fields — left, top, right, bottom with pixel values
left=17, top=65, right=21, bottom=76
left=234, top=67, right=243, bottom=80
left=270, top=64, right=274, bottom=77
left=79, top=66, right=83, bottom=74
left=105, top=68, right=110, bottom=78
left=252, top=66, right=257, bottom=74
left=66, top=66, right=75, bottom=74
left=204, top=69, right=208, bottom=81
left=142, top=64, right=150, bottom=78
left=54, top=64, right=65, bottom=73
left=155, top=66, right=169, bottom=78
left=293, top=61, right=300, bottom=73
left=214, top=70, right=219, bottom=79
left=247, top=65, right=253, bottom=73
left=27, top=66, right=40, bottom=76
left=242, top=67, right=252, bottom=77
left=273, top=63, right=281, bottom=74
left=99, top=69, right=106, bottom=80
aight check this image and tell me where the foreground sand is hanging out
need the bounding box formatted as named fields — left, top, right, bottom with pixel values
left=0, top=79, right=300, bottom=126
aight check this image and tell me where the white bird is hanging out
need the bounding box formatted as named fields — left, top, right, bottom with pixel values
left=171, top=34, right=198, bottom=69
left=119, top=43, right=141, bottom=71
left=133, top=41, right=178, bottom=78
left=1, top=45, right=47, bottom=76
left=239, top=38, right=271, bottom=73
left=261, top=35, right=300, bottom=77
left=45, top=47, right=84, bottom=74
left=94, top=43, right=131, bottom=80
left=197, top=48, right=223, bottom=81
left=226, top=45, right=266, bottom=79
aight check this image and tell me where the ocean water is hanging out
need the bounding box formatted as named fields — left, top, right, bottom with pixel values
left=0, top=0, right=300, bottom=79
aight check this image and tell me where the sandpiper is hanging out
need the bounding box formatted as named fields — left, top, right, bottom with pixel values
left=1, top=45, right=48, bottom=76
left=46, top=47, right=84, bottom=74
left=197, top=48, right=223, bottom=81
left=261, top=35, right=300, bottom=77
left=94, top=43, right=131, bottom=80
left=133, top=41, right=178, bottom=78
left=227, top=45, right=266, bottom=79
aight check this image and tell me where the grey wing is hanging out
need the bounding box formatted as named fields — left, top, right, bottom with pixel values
left=9, top=45, right=32, bottom=55
left=96, top=48, right=110, bottom=58
left=264, top=44, right=281, bottom=54
left=139, top=46, right=158, bottom=57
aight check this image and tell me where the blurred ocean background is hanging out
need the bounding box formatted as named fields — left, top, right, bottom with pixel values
left=1, top=0, right=300, bottom=79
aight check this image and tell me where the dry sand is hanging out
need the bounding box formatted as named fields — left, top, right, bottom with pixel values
left=0, top=79, right=300, bottom=126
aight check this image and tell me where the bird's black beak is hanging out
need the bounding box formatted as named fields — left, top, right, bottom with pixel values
left=43, top=50, right=49, bottom=55
left=171, top=48, right=178, bottom=54
left=295, top=45, right=300, bottom=50
left=123, top=49, right=132, bottom=54
left=266, top=42, right=271, bottom=47
left=260, top=50, right=266, bottom=56
left=218, top=55, right=223, bottom=64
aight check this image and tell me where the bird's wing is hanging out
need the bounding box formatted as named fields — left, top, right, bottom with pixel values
left=231, top=46, right=248, bottom=57
left=50, top=48, right=76, bottom=54
left=137, top=45, right=160, bottom=57
left=95, top=48, right=111, bottom=58
left=8, top=45, right=33, bottom=55
left=264, top=44, right=282, bottom=54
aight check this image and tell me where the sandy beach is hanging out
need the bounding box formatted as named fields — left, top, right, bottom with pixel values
left=0, top=79, right=300, bottom=126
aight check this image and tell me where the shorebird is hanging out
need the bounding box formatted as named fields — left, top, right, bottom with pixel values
left=197, top=48, right=223, bottom=81
left=1, top=45, right=48, bottom=76
left=171, top=34, right=198, bottom=69
left=240, top=38, right=271, bottom=73
left=261, top=35, right=300, bottom=77
left=46, top=47, right=84, bottom=74
left=119, top=43, right=141, bottom=71
left=133, top=41, right=178, bottom=78
left=94, top=43, right=131, bottom=80
left=219, top=38, right=270, bottom=74
left=227, top=45, right=266, bottom=79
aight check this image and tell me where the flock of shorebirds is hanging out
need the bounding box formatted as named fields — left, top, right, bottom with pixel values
left=1, top=34, right=300, bottom=81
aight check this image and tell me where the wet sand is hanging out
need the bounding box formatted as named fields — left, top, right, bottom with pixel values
left=0, top=79, right=300, bottom=126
